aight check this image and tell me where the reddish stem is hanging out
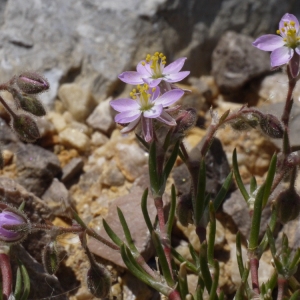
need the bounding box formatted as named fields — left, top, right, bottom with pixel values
left=154, top=196, right=173, bottom=279
left=0, top=253, right=12, bottom=300
left=277, top=276, right=286, bottom=300
left=250, top=257, right=260, bottom=294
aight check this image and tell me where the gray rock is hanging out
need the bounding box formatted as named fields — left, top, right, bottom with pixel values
left=61, top=157, right=84, bottom=183
left=0, top=176, right=53, bottom=222
left=212, top=31, right=270, bottom=93
left=14, top=143, right=61, bottom=197
left=0, top=0, right=292, bottom=105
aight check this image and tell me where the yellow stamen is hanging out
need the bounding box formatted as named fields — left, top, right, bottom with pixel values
left=283, top=38, right=287, bottom=42
left=290, top=21, right=295, bottom=26
left=155, top=52, right=159, bottom=56
left=142, top=61, right=146, bottom=66
left=276, top=29, right=280, bottom=34
left=159, top=53, right=164, bottom=58
left=281, top=28, right=285, bottom=32
left=132, top=89, right=136, bottom=93
left=152, top=87, right=156, bottom=92
left=284, top=22, right=288, bottom=26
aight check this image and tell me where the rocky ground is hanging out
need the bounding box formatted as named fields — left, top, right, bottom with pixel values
left=1, top=68, right=300, bottom=299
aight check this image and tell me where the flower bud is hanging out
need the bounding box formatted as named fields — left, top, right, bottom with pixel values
left=176, top=194, right=193, bottom=226
left=87, top=262, right=111, bottom=298
left=16, top=72, right=49, bottom=94
left=42, top=241, right=59, bottom=275
left=259, top=114, right=284, bottom=139
left=12, top=114, right=40, bottom=142
left=0, top=209, right=29, bottom=243
left=276, top=188, right=300, bottom=224
left=13, top=90, right=46, bottom=117
left=175, top=108, right=197, bottom=133
left=230, top=114, right=260, bottom=131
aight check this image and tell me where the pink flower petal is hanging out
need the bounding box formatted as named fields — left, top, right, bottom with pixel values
left=155, top=89, right=184, bottom=107
left=137, top=61, right=152, bottom=76
left=110, top=98, right=140, bottom=112
left=118, top=71, right=143, bottom=85
left=279, top=13, right=299, bottom=31
left=253, top=34, right=285, bottom=51
left=142, top=77, right=162, bottom=87
left=142, top=117, right=153, bottom=142
left=163, top=57, right=187, bottom=74
left=120, top=117, right=141, bottom=134
left=289, top=53, right=300, bottom=78
left=295, top=46, right=300, bottom=56
left=164, top=71, right=190, bottom=83
left=270, top=46, right=293, bottom=67
left=149, top=86, right=160, bottom=102
left=143, top=104, right=163, bottom=118
left=115, top=110, right=141, bottom=123
left=156, top=111, right=176, bottom=126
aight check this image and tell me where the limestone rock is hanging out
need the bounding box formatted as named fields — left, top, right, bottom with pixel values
left=59, top=128, right=90, bottom=152
left=61, top=157, right=84, bottom=183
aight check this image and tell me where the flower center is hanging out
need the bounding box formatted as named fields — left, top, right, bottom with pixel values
left=277, top=21, right=300, bottom=49
left=130, top=84, right=157, bottom=112
left=142, top=52, right=167, bottom=79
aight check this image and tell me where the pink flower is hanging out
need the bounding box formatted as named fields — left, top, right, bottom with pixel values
left=253, top=13, right=300, bottom=77
left=110, top=85, right=184, bottom=142
left=118, top=52, right=190, bottom=88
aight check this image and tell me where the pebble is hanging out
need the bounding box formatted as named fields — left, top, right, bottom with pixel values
left=59, top=128, right=90, bottom=152
left=61, top=157, right=84, bottom=183
left=47, top=111, right=67, bottom=132
left=101, top=160, right=125, bottom=187
left=91, top=131, right=109, bottom=147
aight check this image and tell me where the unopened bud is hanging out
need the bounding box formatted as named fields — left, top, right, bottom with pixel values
left=87, top=263, right=111, bottom=298
left=175, top=108, right=197, bottom=133
left=0, top=208, right=29, bottom=243
left=42, top=241, right=59, bottom=275
left=230, top=114, right=260, bottom=131
left=12, top=114, right=40, bottom=142
left=13, top=90, right=46, bottom=117
left=259, top=114, right=284, bottom=139
left=16, top=72, right=49, bottom=94
left=276, top=188, right=300, bottom=224
left=176, top=193, right=193, bottom=226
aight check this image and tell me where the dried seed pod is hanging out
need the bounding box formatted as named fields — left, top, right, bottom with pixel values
left=42, top=241, right=59, bottom=275
left=12, top=114, right=40, bottom=142
left=259, top=113, right=284, bottom=139
left=276, top=188, right=300, bottom=224
left=16, top=72, right=49, bottom=94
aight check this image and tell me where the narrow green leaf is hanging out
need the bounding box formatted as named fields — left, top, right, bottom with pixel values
left=250, top=176, right=257, bottom=195
left=266, top=227, right=276, bottom=257
left=218, top=291, right=224, bottom=300
left=248, top=184, right=265, bottom=251
left=219, top=109, right=230, bottom=125
left=289, top=248, right=300, bottom=271
left=166, top=185, right=176, bottom=238
left=141, top=188, right=154, bottom=234
left=189, top=244, right=200, bottom=269
left=20, top=262, right=30, bottom=300
left=207, top=202, right=216, bottom=266
left=117, top=207, right=138, bottom=252
left=14, top=265, right=22, bottom=300
left=152, top=231, right=174, bottom=286
left=102, top=219, right=123, bottom=247
left=209, top=260, right=219, bottom=300
left=265, top=271, right=277, bottom=292
left=236, top=232, right=244, bottom=278
left=178, top=262, right=189, bottom=299
left=171, top=247, right=198, bottom=273
left=232, top=149, right=249, bottom=202
left=135, top=133, right=150, bottom=150
left=194, top=158, right=206, bottom=226
left=163, top=141, right=180, bottom=181
left=199, top=241, right=212, bottom=293
left=18, top=201, right=25, bottom=212
left=213, top=171, right=233, bottom=211
left=273, top=257, right=285, bottom=276
left=262, top=153, right=277, bottom=208
left=290, top=290, right=300, bottom=300
left=149, top=141, right=160, bottom=196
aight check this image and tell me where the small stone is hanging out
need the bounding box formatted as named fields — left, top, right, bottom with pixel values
left=115, top=143, right=148, bottom=182
left=91, top=131, right=109, bottom=147
left=35, top=117, right=55, bottom=138
left=101, top=160, right=125, bottom=187
left=59, top=128, right=90, bottom=152
left=2, top=150, right=14, bottom=166
left=87, top=98, right=115, bottom=135
left=58, top=83, right=96, bottom=122
left=47, top=111, right=67, bottom=133
left=61, top=157, right=84, bottom=183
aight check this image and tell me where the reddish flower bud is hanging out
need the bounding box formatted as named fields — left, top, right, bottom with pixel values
left=276, top=188, right=300, bottom=224
left=259, top=113, right=284, bottom=139
left=0, top=209, right=29, bottom=243
left=12, top=114, right=40, bottom=142
left=175, top=108, right=197, bottom=133
left=16, top=72, right=49, bottom=94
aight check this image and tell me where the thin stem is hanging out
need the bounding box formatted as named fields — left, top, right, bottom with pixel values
left=249, top=257, right=260, bottom=294
left=0, top=95, right=17, bottom=118
left=0, top=253, right=12, bottom=300
left=154, top=196, right=173, bottom=279
left=277, top=276, right=286, bottom=300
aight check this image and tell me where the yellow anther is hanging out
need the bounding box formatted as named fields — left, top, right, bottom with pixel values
left=283, top=38, right=287, bottom=42
left=152, top=87, right=156, bottom=92
left=162, top=56, right=166, bottom=60
left=281, top=28, right=285, bottom=32
left=290, top=21, right=295, bottom=26
left=132, top=89, right=136, bottom=93
left=132, top=95, right=137, bottom=100
left=159, top=53, right=164, bottom=58
left=155, top=52, right=159, bottom=56
left=284, top=22, right=288, bottom=26
left=142, top=61, right=146, bottom=66
left=276, top=29, right=280, bottom=34
left=144, top=84, right=149, bottom=89
left=162, top=61, right=166, bottom=65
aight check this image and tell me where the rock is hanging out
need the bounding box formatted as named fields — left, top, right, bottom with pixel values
left=59, top=127, right=90, bottom=152
left=91, top=131, right=109, bottom=147
left=14, top=143, right=61, bottom=197
left=173, top=137, right=232, bottom=197
left=0, top=117, right=19, bottom=145
left=0, top=176, right=53, bottom=222
left=58, top=83, right=96, bottom=122
left=87, top=99, right=115, bottom=135
left=42, top=178, right=75, bottom=218
left=47, top=111, right=67, bottom=133
left=212, top=31, right=270, bottom=94
left=61, top=157, right=84, bottom=183
left=101, top=160, right=125, bottom=187
left=88, top=185, right=169, bottom=268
